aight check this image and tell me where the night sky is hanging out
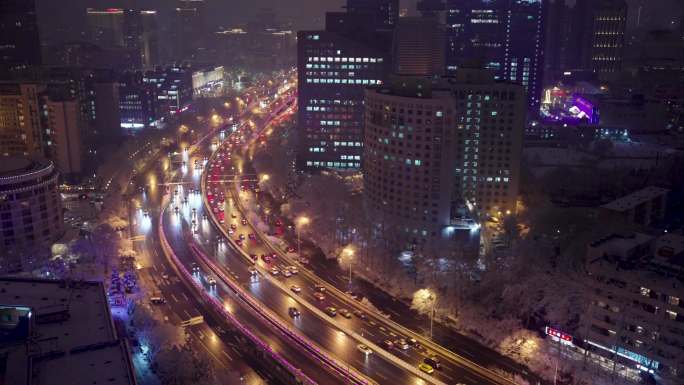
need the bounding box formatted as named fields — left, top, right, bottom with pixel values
left=35, top=0, right=681, bottom=46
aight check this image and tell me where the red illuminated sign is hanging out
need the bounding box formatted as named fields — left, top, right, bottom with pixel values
left=545, top=326, right=573, bottom=343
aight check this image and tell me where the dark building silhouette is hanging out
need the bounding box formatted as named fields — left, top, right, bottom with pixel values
left=445, top=0, right=546, bottom=110
left=0, top=0, right=41, bottom=76
left=171, top=0, right=207, bottom=63
left=345, top=0, right=399, bottom=28
left=86, top=8, right=159, bottom=69
left=568, top=0, right=627, bottom=77
left=393, top=15, right=445, bottom=76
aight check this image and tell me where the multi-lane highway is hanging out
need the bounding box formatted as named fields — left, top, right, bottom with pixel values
left=143, top=69, right=541, bottom=384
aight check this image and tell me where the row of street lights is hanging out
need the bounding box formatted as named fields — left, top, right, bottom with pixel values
left=260, top=180, right=439, bottom=341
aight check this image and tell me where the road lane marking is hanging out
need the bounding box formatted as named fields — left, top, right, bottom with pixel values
left=170, top=293, right=179, bottom=302
left=361, top=329, right=375, bottom=338
left=181, top=292, right=189, bottom=301
left=196, top=338, right=226, bottom=369
left=183, top=309, right=191, bottom=318
left=221, top=350, right=233, bottom=361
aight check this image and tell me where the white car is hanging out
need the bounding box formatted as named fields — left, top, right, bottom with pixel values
left=357, top=344, right=373, bottom=355
left=290, top=285, right=301, bottom=293
left=270, top=267, right=280, bottom=276
left=283, top=270, right=292, bottom=278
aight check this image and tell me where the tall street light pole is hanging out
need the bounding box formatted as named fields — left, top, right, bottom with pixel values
left=429, top=293, right=436, bottom=340
left=296, top=216, right=309, bottom=258
left=342, top=246, right=355, bottom=289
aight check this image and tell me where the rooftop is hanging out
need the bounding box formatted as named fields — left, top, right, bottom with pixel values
left=588, top=232, right=653, bottom=258
left=0, top=278, right=136, bottom=385
left=600, top=186, right=670, bottom=212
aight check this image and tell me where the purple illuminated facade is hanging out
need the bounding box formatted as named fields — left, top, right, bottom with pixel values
left=570, top=94, right=599, bottom=124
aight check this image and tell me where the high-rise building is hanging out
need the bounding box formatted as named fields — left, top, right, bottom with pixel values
left=172, top=0, right=207, bottom=62
left=119, top=71, right=156, bottom=133
left=363, top=68, right=525, bottom=252
left=296, top=0, right=394, bottom=171
left=86, top=8, right=159, bottom=69
left=0, top=83, right=43, bottom=156
left=0, top=157, right=63, bottom=260
left=568, top=0, right=627, bottom=77
left=445, top=0, right=546, bottom=110
left=392, top=16, right=446, bottom=76
left=0, top=0, right=41, bottom=76
left=543, top=0, right=572, bottom=84
left=0, top=80, right=93, bottom=178
left=39, top=96, right=84, bottom=177
left=345, top=0, right=399, bottom=29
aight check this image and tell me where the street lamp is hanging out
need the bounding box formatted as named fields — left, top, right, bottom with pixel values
left=428, top=292, right=436, bottom=340
left=296, top=216, right=310, bottom=257
left=341, top=246, right=355, bottom=288
left=413, top=288, right=437, bottom=340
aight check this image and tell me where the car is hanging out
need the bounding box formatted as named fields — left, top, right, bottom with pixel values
left=288, top=307, right=300, bottom=318
left=418, top=363, right=434, bottom=374
left=313, top=292, right=325, bottom=301
left=270, top=267, right=280, bottom=275
left=286, top=246, right=295, bottom=253
left=288, top=266, right=298, bottom=274
left=249, top=254, right=258, bottom=261
left=352, top=310, right=367, bottom=320
left=248, top=233, right=256, bottom=240
left=290, top=285, right=301, bottom=293
left=314, top=284, right=326, bottom=293
left=208, top=277, right=217, bottom=286
left=248, top=266, right=257, bottom=275
left=395, top=339, right=409, bottom=350
left=383, top=340, right=394, bottom=349
left=423, top=356, right=441, bottom=369
left=191, top=263, right=200, bottom=274
left=262, top=255, right=271, bottom=263
left=231, top=213, right=237, bottom=219
left=235, top=239, right=243, bottom=247
left=241, top=218, right=247, bottom=225
left=230, top=224, right=237, bottom=230
left=269, top=252, right=278, bottom=260
left=298, top=257, right=309, bottom=265
left=283, top=270, right=292, bottom=278
left=408, top=338, right=421, bottom=349
left=150, top=296, right=165, bottom=304
left=357, top=344, right=373, bottom=355
left=339, top=309, right=352, bottom=318
left=324, top=307, right=337, bottom=317
left=379, top=311, right=391, bottom=319
left=238, top=234, right=245, bottom=240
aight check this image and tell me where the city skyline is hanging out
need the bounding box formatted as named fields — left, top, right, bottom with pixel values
left=1, top=1, right=683, bottom=385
